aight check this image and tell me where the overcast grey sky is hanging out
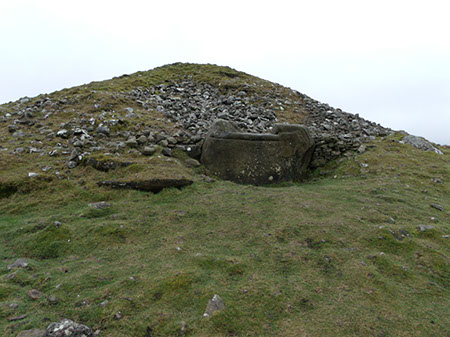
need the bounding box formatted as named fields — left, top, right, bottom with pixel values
left=1, top=0, right=449, bottom=144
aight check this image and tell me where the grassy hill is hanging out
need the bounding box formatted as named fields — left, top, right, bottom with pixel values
left=0, top=64, right=448, bottom=336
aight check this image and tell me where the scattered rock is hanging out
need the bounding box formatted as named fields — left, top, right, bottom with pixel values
left=56, top=129, right=68, bottom=138
left=7, top=314, right=27, bottom=321
left=200, top=174, right=215, bottom=183
left=125, top=136, right=138, bottom=148
left=75, top=299, right=90, bottom=307
left=402, top=135, right=443, bottom=154
left=16, top=328, right=46, bottom=337
left=430, top=203, right=444, bottom=212
left=7, top=258, right=28, bottom=270
left=5, top=271, right=18, bottom=279
left=162, top=147, right=172, bottom=157
left=43, top=319, right=93, bottom=337
left=184, top=158, right=200, bottom=168
left=113, top=311, right=124, bottom=320
left=67, top=161, right=77, bottom=169
left=12, top=131, right=26, bottom=138
left=88, top=201, right=111, bottom=209
left=159, top=139, right=169, bottom=147
left=8, top=124, right=17, bottom=133
left=167, top=136, right=177, bottom=145
left=203, top=294, right=225, bottom=317
left=357, top=144, right=366, bottom=154
left=48, top=296, right=59, bottom=304
left=96, top=125, right=110, bottom=136
left=137, top=135, right=147, bottom=145
left=179, top=321, right=187, bottom=336
left=27, top=289, right=44, bottom=300
left=141, top=146, right=156, bottom=156
left=391, top=229, right=411, bottom=241
left=418, top=225, right=435, bottom=232
left=28, top=172, right=39, bottom=178
left=9, top=302, right=19, bottom=309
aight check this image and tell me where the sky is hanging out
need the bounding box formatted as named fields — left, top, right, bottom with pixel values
left=1, top=0, right=449, bottom=144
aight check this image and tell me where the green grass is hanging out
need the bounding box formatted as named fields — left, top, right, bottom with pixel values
left=0, top=63, right=448, bottom=336
left=0, top=136, right=448, bottom=336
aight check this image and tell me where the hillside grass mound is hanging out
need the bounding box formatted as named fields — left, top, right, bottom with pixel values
left=0, top=136, right=448, bottom=336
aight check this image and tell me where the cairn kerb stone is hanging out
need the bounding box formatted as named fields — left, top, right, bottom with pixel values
left=201, top=120, right=314, bottom=185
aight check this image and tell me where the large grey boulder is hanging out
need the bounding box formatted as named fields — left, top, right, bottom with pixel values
left=43, top=319, right=92, bottom=337
left=201, top=120, right=315, bottom=185
left=402, top=135, right=443, bottom=154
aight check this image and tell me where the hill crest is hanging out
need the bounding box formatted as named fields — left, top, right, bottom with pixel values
left=0, top=62, right=395, bottom=172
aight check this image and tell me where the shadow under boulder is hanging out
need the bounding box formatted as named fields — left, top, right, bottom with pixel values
left=201, top=119, right=315, bottom=185
left=98, top=178, right=193, bottom=193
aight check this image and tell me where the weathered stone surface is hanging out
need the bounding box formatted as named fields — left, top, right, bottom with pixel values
left=141, top=146, right=156, bottom=156
left=16, top=328, right=46, bottom=337
left=179, top=320, right=187, bottom=335
left=95, top=125, right=110, bottom=136
left=403, top=135, right=443, bottom=154
left=43, top=319, right=93, bottom=337
left=88, top=201, right=111, bottom=209
left=137, top=135, right=147, bottom=145
left=203, top=294, right=225, bottom=317
left=430, top=203, right=444, bottom=211
left=418, top=225, right=435, bottom=232
left=27, top=289, right=44, bottom=300
left=82, top=157, right=133, bottom=172
left=201, top=120, right=314, bottom=185
left=48, top=295, right=60, bottom=304
left=13, top=130, right=27, bottom=138
left=184, top=158, right=201, bottom=168
left=161, top=147, right=172, bottom=157
left=98, top=178, right=193, bottom=193
left=125, top=136, right=138, bottom=148
left=7, top=314, right=27, bottom=321
left=7, top=258, right=28, bottom=270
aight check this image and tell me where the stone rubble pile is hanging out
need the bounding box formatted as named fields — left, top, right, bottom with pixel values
left=2, top=77, right=394, bottom=170
left=128, top=79, right=393, bottom=166
left=129, top=80, right=278, bottom=135
left=300, top=98, right=392, bottom=167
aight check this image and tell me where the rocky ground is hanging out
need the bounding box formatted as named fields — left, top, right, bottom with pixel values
left=1, top=70, right=394, bottom=174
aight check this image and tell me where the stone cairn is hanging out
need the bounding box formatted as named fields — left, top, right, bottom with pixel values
left=2, top=77, right=393, bottom=170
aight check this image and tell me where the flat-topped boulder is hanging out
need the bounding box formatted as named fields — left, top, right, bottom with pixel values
left=201, top=119, right=315, bottom=185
